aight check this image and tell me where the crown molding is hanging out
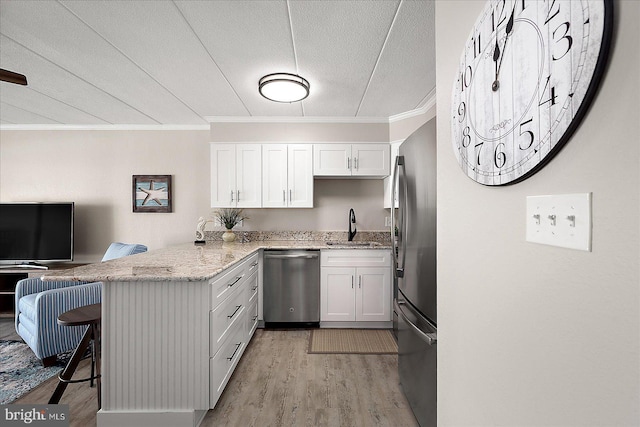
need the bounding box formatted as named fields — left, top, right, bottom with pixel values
left=1, top=91, right=437, bottom=130
left=388, top=89, right=437, bottom=123
left=205, top=116, right=389, bottom=124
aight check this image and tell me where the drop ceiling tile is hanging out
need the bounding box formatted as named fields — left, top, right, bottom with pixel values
left=1, top=0, right=204, bottom=124
left=290, top=0, right=400, bottom=117
left=357, top=0, right=436, bottom=117
left=61, top=0, right=249, bottom=118
left=0, top=36, right=158, bottom=124
left=0, top=84, right=110, bottom=125
left=176, top=0, right=303, bottom=117
left=0, top=102, right=61, bottom=125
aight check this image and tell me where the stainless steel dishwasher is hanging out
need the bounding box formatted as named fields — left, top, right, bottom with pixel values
left=263, top=249, right=320, bottom=327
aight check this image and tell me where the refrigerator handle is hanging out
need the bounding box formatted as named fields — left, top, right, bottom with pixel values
left=394, top=299, right=437, bottom=346
left=391, top=156, right=404, bottom=277
left=399, top=155, right=408, bottom=277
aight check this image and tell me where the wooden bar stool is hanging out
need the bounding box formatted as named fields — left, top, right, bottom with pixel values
left=49, top=303, right=102, bottom=408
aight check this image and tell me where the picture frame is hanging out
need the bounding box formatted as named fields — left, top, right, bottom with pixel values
left=132, top=175, right=172, bottom=213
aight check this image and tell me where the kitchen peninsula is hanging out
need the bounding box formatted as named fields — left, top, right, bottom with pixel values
left=43, top=238, right=391, bottom=427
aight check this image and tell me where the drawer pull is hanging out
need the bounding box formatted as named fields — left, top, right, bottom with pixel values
left=249, top=262, right=258, bottom=270
left=252, top=315, right=258, bottom=321
left=227, top=275, right=244, bottom=287
left=227, top=305, right=242, bottom=319
left=251, top=286, right=258, bottom=291
left=227, top=343, right=242, bottom=361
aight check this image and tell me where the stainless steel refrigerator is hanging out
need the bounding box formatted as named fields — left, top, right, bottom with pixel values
left=391, top=118, right=437, bottom=426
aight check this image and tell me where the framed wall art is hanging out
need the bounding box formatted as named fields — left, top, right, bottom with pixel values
left=132, top=175, right=172, bottom=213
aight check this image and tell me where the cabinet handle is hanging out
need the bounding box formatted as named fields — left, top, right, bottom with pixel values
left=354, top=157, right=358, bottom=170
left=252, top=315, right=258, bottom=321
left=237, top=190, right=240, bottom=202
left=289, top=189, right=292, bottom=202
left=351, top=275, right=354, bottom=289
left=347, top=157, right=351, bottom=170
left=227, top=305, right=242, bottom=319
left=249, top=261, right=258, bottom=270
left=358, top=275, right=362, bottom=288
left=283, top=190, right=286, bottom=204
left=227, top=275, right=244, bottom=287
left=226, top=343, right=242, bottom=361
left=251, top=286, right=258, bottom=291
left=230, top=190, right=234, bottom=202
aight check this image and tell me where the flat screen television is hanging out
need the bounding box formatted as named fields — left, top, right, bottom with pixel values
left=0, top=202, right=74, bottom=267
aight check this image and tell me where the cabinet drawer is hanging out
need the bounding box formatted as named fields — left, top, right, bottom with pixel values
left=321, top=249, right=390, bottom=267
left=210, top=286, right=246, bottom=355
left=210, top=320, right=246, bottom=407
left=210, top=253, right=258, bottom=309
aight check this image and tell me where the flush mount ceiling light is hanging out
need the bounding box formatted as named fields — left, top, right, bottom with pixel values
left=259, top=73, right=310, bottom=103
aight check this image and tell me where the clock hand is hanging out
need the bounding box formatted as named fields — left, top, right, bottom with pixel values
left=495, top=7, right=516, bottom=85
left=492, top=41, right=501, bottom=91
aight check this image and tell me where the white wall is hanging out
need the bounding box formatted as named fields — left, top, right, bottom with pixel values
left=0, top=130, right=211, bottom=262
left=436, top=1, right=639, bottom=426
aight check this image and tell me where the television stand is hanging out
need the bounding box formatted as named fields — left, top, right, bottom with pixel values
left=0, top=262, right=49, bottom=270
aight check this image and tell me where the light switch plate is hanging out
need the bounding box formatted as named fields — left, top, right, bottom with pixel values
left=526, top=193, right=592, bottom=251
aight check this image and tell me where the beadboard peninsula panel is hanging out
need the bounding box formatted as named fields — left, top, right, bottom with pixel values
left=101, top=280, right=210, bottom=413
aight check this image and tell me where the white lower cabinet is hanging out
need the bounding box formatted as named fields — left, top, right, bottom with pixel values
left=320, top=250, right=392, bottom=322
left=210, top=320, right=246, bottom=405
left=209, top=252, right=259, bottom=408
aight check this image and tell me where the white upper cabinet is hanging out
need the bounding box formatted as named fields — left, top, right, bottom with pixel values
left=262, top=144, right=313, bottom=208
left=313, top=144, right=351, bottom=176
left=313, top=143, right=390, bottom=178
left=352, top=144, right=390, bottom=176
left=211, top=143, right=262, bottom=208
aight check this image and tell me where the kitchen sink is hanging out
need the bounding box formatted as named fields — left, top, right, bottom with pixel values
left=325, top=241, right=382, bottom=247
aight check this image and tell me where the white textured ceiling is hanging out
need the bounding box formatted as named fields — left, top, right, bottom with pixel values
left=0, top=0, right=435, bottom=126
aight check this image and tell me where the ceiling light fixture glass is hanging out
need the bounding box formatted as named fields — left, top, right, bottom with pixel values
left=259, top=73, right=310, bottom=103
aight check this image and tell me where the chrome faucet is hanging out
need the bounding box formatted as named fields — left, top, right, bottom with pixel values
left=348, top=208, right=357, bottom=241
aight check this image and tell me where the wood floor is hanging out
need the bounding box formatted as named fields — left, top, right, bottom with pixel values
left=2, top=319, right=418, bottom=427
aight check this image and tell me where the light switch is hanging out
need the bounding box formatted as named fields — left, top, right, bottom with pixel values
left=526, top=193, right=592, bottom=251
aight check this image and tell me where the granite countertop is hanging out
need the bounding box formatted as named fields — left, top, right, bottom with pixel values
left=42, top=240, right=392, bottom=283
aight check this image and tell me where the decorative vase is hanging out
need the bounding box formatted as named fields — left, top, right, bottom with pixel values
left=222, top=229, right=236, bottom=242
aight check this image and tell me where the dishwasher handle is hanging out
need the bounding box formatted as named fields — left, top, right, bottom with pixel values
left=264, top=253, right=319, bottom=259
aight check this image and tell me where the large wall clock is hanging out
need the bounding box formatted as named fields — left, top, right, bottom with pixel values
left=451, top=0, right=613, bottom=186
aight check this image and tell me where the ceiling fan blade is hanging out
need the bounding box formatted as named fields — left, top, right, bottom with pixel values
left=0, top=69, right=28, bottom=85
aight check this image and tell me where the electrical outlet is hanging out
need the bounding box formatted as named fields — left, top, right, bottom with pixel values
left=385, top=216, right=391, bottom=227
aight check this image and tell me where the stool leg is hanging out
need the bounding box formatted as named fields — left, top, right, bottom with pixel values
left=93, top=322, right=101, bottom=409
left=49, top=324, right=93, bottom=404
left=90, top=337, right=95, bottom=388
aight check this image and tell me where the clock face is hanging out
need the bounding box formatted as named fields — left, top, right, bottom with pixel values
left=451, top=0, right=612, bottom=185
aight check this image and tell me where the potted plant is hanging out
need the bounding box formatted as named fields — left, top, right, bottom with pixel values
left=214, top=208, right=247, bottom=242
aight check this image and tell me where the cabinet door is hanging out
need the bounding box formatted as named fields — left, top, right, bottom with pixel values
left=313, top=144, right=351, bottom=176
left=262, top=144, right=288, bottom=207
left=321, top=267, right=355, bottom=321
left=288, top=144, right=313, bottom=207
left=211, top=144, right=236, bottom=208
left=236, top=144, right=262, bottom=208
left=355, top=267, right=391, bottom=321
left=352, top=144, right=390, bottom=177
